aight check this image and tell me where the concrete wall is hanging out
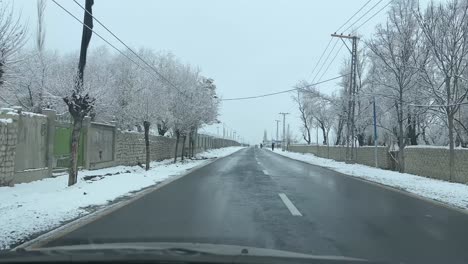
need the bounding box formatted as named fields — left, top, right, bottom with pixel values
left=405, top=147, right=468, bottom=184
left=288, top=144, right=468, bottom=184
left=0, top=108, right=49, bottom=184
left=14, top=112, right=48, bottom=171
left=288, top=145, right=392, bottom=170
left=87, top=122, right=116, bottom=169
left=0, top=107, right=241, bottom=185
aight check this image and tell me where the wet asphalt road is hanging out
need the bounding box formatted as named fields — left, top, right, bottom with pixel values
left=43, top=147, right=468, bottom=263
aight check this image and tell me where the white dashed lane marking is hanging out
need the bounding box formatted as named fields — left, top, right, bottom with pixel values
left=278, top=193, right=302, bottom=216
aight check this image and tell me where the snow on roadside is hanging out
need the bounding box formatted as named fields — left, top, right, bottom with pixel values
left=0, top=147, right=243, bottom=250
left=270, top=149, right=468, bottom=210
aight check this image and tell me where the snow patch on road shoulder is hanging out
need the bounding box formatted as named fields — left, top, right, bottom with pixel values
left=0, top=147, right=244, bottom=250
left=270, top=149, right=468, bottom=211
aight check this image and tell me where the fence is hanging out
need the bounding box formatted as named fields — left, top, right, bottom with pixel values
left=0, top=107, right=240, bottom=185
left=287, top=144, right=468, bottom=184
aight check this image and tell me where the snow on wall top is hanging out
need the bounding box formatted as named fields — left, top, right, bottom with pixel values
left=0, top=118, right=13, bottom=124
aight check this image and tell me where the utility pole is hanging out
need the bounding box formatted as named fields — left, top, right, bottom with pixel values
left=332, top=33, right=359, bottom=162
left=279, top=113, right=289, bottom=151
left=373, top=96, right=378, bottom=168
left=275, top=120, right=281, bottom=143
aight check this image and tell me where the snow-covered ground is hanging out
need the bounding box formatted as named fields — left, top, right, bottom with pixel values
left=0, top=147, right=243, bottom=251
left=270, top=149, right=468, bottom=210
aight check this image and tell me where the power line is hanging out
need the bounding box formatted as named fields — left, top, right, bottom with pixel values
left=335, top=0, right=373, bottom=33
left=70, top=0, right=187, bottom=96
left=221, top=74, right=349, bottom=101
left=355, top=1, right=393, bottom=31
left=342, top=0, right=386, bottom=33
left=311, top=38, right=339, bottom=83
left=51, top=0, right=154, bottom=80
left=317, top=42, right=345, bottom=83
left=307, top=0, right=374, bottom=84
left=307, top=38, right=333, bottom=81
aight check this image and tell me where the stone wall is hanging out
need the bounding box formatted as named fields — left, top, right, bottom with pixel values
left=0, top=117, right=17, bottom=186
left=115, top=131, right=240, bottom=167
left=405, top=147, right=468, bottom=184
left=116, top=132, right=177, bottom=166
left=288, top=145, right=392, bottom=169
left=287, top=144, right=468, bottom=184
left=0, top=107, right=241, bottom=185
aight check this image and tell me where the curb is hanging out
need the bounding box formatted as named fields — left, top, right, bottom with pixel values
left=14, top=148, right=244, bottom=250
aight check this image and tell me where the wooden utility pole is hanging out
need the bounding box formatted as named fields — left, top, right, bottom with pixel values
left=331, top=33, right=359, bottom=162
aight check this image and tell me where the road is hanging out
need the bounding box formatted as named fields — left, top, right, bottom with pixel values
left=42, top=147, right=468, bottom=263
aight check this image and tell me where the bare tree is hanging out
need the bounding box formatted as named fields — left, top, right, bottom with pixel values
left=0, top=1, right=27, bottom=87
left=292, top=86, right=312, bottom=144
left=367, top=0, right=421, bottom=172
left=64, top=0, right=95, bottom=186
left=35, top=0, right=47, bottom=112
left=416, top=0, right=468, bottom=180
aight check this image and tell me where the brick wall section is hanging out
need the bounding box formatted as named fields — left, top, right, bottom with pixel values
left=0, top=118, right=18, bottom=186
left=405, top=147, right=468, bottom=184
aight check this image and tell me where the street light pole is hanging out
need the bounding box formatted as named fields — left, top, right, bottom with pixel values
left=279, top=113, right=289, bottom=151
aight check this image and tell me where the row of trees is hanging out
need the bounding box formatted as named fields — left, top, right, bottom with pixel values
left=294, top=0, right=468, bottom=180
left=0, top=1, right=220, bottom=185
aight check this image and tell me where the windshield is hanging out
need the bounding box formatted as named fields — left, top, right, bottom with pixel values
left=1, top=1, right=468, bottom=264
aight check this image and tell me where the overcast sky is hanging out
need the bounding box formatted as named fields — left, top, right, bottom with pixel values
left=12, top=0, right=396, bottom=144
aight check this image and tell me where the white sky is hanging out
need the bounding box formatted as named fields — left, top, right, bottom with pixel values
left=11, top=0, right=403, bottom=144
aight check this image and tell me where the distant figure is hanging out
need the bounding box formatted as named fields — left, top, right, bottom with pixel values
left=272, top=142, right=275, bottom=151
left=260, top=143, right=263, bottom=148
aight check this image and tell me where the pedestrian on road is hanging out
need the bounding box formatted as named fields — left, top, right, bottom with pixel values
left=260, top=143, right=263, bottom=148
left=272, top=142, right=275, bottom=151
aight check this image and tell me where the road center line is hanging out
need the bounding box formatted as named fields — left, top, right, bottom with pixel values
left=262, top=169, right=269, bottom=175
left=278, top=193, right=302, bottom=216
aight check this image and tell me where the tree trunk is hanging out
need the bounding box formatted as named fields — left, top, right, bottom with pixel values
left=174, top=131, right=180, bottom=163
left=143, top=121, right=150, bottom=171
left=181, top=135, right=187, bottom=161
left=187, top=132, right=191, bottom=159
left=68, top=117, right=83, bottom=186
left=407, top=113, right=418, bottom=145
left=335, top=118, right=344, bottom=145
left=321, top=125, right=327, bottom=145
left=66, top=0, right=94, bottom=187
left=448, top=113, right=455, bottom=181
left=191, top=130, right=196, bottom=157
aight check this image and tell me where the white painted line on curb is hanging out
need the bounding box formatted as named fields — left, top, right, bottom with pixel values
left=278, top=193, right=302, bottom=216
left=262, top=169, right=269, bottom=175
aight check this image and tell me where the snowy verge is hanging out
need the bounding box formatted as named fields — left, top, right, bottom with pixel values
left=0, top=147, right=244, bottom=250
left=269, top=149, right=468, bottom=210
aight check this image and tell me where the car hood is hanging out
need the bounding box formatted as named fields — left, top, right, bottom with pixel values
left=3, top=242, right=372, bottom=263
